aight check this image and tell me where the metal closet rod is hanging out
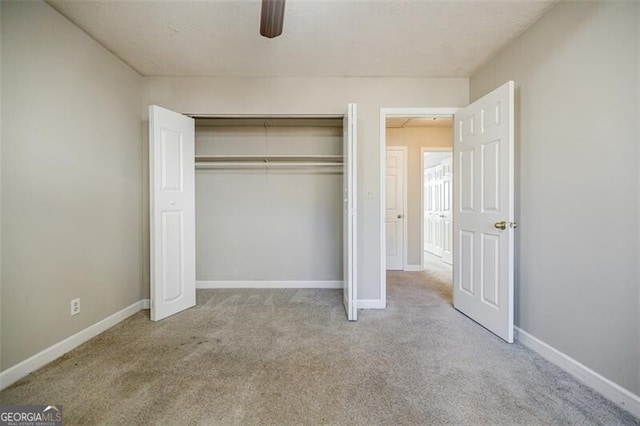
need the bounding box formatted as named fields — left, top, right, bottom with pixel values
left=194, top=154, right=343, bottom=161
left=195, top=162, right=343, bottom=168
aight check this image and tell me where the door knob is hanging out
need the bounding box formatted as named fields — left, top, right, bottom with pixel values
left=494, top=221, right=507, bottom=230
left=397, top=214, right=403, bottom=219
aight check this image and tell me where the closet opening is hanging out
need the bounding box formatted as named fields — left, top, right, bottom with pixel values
left=193, top=116, right=344, bottom=290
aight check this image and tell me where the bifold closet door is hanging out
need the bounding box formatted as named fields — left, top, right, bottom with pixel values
left=343, top=103, right=358, bottom=321
left=149, top=105, right=196, bottom=321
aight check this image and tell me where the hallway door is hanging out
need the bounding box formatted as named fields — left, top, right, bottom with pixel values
left=441, top=157, right=453, bottom=264
left=453, top=81, right=515, bottom=343
left=385, top=147, right=406, bottom=270
left=425, top=164, right=444, bottom=257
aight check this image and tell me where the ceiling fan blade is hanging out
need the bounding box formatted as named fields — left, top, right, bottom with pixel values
left=260, top=0, right=286, bottom=38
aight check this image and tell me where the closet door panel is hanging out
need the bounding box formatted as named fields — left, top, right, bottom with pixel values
left=150, top=105, right=196, bottom=321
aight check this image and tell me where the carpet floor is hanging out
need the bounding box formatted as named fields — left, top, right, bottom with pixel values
left=1, top=271, right=637, bottom=425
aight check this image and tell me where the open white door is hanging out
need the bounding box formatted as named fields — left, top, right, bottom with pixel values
left=343, top=103, right=357, bottom=321
left=149, top=105, right=196, bottom=321
left=453, top=81, right=515, bottom=342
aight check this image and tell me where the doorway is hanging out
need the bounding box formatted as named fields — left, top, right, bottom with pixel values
left=379, top=82, right=516, bottom=343
left=379, top=107, right=458, bottom=307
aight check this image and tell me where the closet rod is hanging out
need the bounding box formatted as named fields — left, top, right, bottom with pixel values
left=195, top=162, right=343, bottom=168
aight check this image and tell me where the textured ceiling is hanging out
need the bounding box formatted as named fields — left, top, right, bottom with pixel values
left=47, top=0, right=556, bottom=78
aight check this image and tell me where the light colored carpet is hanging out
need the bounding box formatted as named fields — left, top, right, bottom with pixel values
left=1, top=273, right=637, bottom=425
left=423, top=251, right=453, bottom=286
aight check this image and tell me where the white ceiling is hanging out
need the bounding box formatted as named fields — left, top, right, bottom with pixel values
left=47, top=0, right=556, bottom=78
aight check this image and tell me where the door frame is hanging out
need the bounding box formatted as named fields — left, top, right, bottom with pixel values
left=379, top=107, right=459, bottom=307
left=385, top=145, right=408, bottom=271
left=420, top=147, right=453, bottom=270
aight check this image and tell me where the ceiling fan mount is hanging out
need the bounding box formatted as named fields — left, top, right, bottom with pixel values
left=260, top=0, right=286, bottom=39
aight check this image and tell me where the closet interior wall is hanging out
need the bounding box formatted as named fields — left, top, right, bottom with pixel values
left=194, top=117, right=344, bottom=284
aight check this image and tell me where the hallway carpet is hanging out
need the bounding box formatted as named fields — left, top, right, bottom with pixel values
left=1, top=272, right=637, bottom=425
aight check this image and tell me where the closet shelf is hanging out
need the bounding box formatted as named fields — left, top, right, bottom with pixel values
left=195, top=154, right=343, bottom=163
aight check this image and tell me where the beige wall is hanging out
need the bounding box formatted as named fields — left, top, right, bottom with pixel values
left=142, top=77, right=469, bottom=300
left=1, top=1, right=143, bottom=369
left=471, top=1, right=640, bottom=394
left=386, top=127, right=452, bottom=266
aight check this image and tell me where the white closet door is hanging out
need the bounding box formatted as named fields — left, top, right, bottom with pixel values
left=343, top=104, right=357, bottom=321
left=453, top=81, right=515, bottom=342
left=149, top=105, right=196, bottom=321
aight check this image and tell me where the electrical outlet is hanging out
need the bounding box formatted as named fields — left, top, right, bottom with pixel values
left=71, top=298, right=80, bottom=316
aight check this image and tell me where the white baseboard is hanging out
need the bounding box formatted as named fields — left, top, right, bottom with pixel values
left=515, top=327, right=640, bottom=418
left=357, top=299, right=386, bottom=309
left=404, top=265, right=424, bottom=272
left=197, top=280, right=343, bottom=289
left=0, top=299, right=148, bottom=391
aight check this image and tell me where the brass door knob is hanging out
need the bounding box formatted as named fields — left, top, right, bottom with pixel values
left=397, top=214, right=403, bottom=219
left=494, top=221, right=507, bottom=230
